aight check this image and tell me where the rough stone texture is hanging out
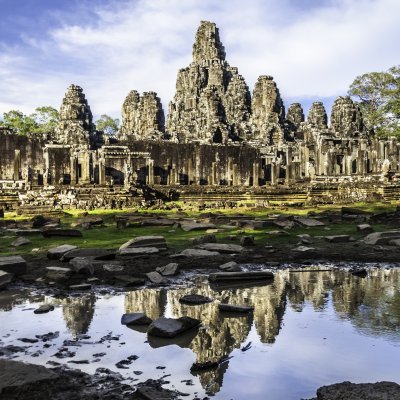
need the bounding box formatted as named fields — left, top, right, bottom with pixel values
left=180, top=248, right=220, bottom=257
left=121, top=312, right=152, bottom=326
left=0, top=270, right=12, bottom=289
left=315, top=381, right=400, bottom=400
left=156, top=263, right=179, bottom=276
left=11, top=237, right=31, bottom=247
left=47, top=244, right=78, bottom=260
left=250, top=75, right=285, bottom=144
left=119, top=247, right=160, bottom=256
left=330, top=96, right=365, bottom=137
left=147, top=316, right=201, bottom=338
left=45, top=266, right=72, bottom=281
left=364, top=230, right=400, bottom=245
left=307, top=101, right=328, bottom=130
left=119, top=236, right=166, bottom=250
left=146, top=271, right=164, bottom=284
left=286, top=103, right=305, bottom=132
left=55, top=84, right=95, bottom=146
left=0, top=256, right=27, bottom=276
left=166, top=21, right=251, bottom=144
left=61, top=248, right=115, bottom=261
left=120, top=90, right=165, bottom=141
left=179, top=294, right=213, bottom=304
left=218, top=303, right=254, bottom=312
left=218, top=261, right=241, bottom=272
left=196, top=243, right=244, bottom=253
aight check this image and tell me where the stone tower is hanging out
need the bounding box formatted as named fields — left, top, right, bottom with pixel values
left=120, top=90, right=165, bottom=141
left=55, top=84, right=94, bottom=147
left=330, top=96, right=364, bottom=137
left=166, top=21, right=251, bottom=143
left=307, top=102, right=328, bottom=130
left=250, top=75, right=286, bottom=144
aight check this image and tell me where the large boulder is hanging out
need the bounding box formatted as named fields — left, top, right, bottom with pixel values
left=146, top=271, right=164, bottom=284
left=46, top=266, right=72, bottom=281
left=179, top=294, right=213, bottom=305
left=69, top=258, right=95, bottom=275
left=315, top=381, right=400, bottom=400
left=0, top=256, right=27, bottom=276
left=156, top=263, right=179, bottom=276
left=47, top=244, right=78, bottom=260
left=121, top=313, right=152, bottom=326
left=61, top=248, right=115, bottom=262
left=218, top=261, right=241, bottom=272
left=147, top=317, right=201, bottom=338
left=364, top=230, right=400, bottom=245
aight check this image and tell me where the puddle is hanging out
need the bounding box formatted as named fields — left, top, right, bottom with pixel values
left=0, top=267, right=400, bottom=399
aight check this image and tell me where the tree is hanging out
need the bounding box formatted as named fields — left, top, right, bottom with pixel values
left=31, top=106, right=59, bottom=134
left=348, top=65, right=400, bottom=137
left=1, top=110, right=38, bottom=135
left=95, top=114, right=119, bottom=136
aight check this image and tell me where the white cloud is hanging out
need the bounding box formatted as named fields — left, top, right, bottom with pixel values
left=0, top=0, right=399, bottom=119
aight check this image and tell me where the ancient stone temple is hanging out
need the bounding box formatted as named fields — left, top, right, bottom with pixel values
left=1, top=20, right=400, bottom=211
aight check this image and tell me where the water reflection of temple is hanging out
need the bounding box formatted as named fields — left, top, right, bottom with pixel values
left=60, top=295, right=96, bottom=339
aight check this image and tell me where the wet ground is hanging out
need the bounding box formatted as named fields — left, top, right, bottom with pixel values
left=0, top=265, right=400, bottom=399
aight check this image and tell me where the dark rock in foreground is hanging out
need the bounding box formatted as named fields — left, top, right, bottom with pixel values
left=209, top=271, right=274, bottom=282
left=0, top=256, right=27, bottom=276
left=61, top=248, right=115, bottom=261
left=147, top=317, right=201, bottom=338
left=121, top=313, right=152, bottom=326
left=314, top=381, right=400, bottom=400
left=179, top=294, right=213, bottom=305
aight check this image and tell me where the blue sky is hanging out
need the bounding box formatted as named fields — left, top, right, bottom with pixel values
left=0, top=0, right=399, bottom=120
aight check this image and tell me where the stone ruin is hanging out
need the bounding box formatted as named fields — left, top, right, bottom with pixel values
left=1, top=21, right=400, bottom=211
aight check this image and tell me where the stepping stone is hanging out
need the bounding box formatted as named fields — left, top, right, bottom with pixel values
left=209, top=271, right=274, bottom=282
left=146, top=271, right=164, bottom=284
left=147, top=317, right=201, bottom=338
left=156, top=263, right=179, bottom=276
left=69, top=257, right=95, bottom=275
left=324, top=235, right=350, bottom=243
left=295, top=217, right=325, bottom=227
left=218, top=261, right=241, bottom=272
left=0, top=256, right=27, bottom=276
left=121, top=313, right=152, bottom=326
left=179, top=294, right=213, bottom=305
left=364, top=230, right=400, bottom=245
left=180, top=221, right=216, bottom=232
left=34, top=304, right=54, bottom=314
left=47, top=244, right=78, bottom=260
left=218, top=303, right=254, bottom=312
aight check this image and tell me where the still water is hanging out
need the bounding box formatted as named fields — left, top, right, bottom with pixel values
left=0, top=267, right=400, bottom=400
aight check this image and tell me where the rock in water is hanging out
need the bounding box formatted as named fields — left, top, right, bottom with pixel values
left=209, top=271, right=274, bottom=282
left=147, top=317, right=201, bottom=338
left=34, top=304, right=54, bottom=314
left=218, top=303, right=254, bottom=313
left=218, top=261, right=241, bottom=272
left=179, top=294, right=213, bottom=305
left=121, top=313, right=152, bottom=326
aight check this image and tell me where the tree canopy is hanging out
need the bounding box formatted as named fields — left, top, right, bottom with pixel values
left=95, top=114, right=120, bottom=135
left=348, top=65, right=400, bottom=137
left=0, top=106, right=59, bottom=136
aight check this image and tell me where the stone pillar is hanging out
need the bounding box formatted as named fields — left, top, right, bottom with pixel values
left=232, top=164, right=239, bottom=186
left=211, top=162, right=217, bottom=185
left=79, top=151, right=90, bottom=184
left=188, top=158, right=193, bottom=185
left=253, top=162, right=259, bottom=187
left=99, top=157, right=106, bottom=185
left=227, top=157, right=233, bottom=185
left=13, top=150, right=21, bottom=181
left=270, top=162, right=276, bottom=185
left=147, top=159, right=154, bottom=185
left=70, top=154, right=78, bottom=184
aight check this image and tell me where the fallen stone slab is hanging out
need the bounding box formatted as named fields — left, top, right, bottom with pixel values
left=46, top=266, right=72, bottom=281
left=190, top=234, right=217, bottom=245
left=119, top=247, right=160, bottom=256
left=156, top=263, right=179, bottom=276
left=146, top=271, right=164, bottom=284
left=315, top=381, right=400, bottom=400
left=47, top=244, right=78, bottom=260
left=357, top=224, right=373, bottom=233
left=0, top=270, right=12, bottom=289
left=295, top=217, right=325, bottom=227
left=196, top=243, right=244, bottom=253
left=273, top=219, right=295, bottom=229
left=11, top=237, right=31, bottom=247
left=218, top=303, right=254, bottom=313
left=180, top=248, right=220, bottom=257
left=209, top=271, right=274, bottom=282
left=364, top=230, right=400, bottom=245
left=292, top=245, right=315, bottom=252
left=389, top=239, right=400, bottom=247
left=6, top=228, right=42, bottom=236
left=103, top=263, right=125, bottom=272
left=324, top=235, right=350, bottom=243
left=218, top=261, right=241, bottom=272
left=69, top=257, right=95, bottom=275
left=179, top=294, right=213, bottom=305
left=180, top=221, right=216, bottom=232
left=69, top=283, right=92, bottom=290
left=121, top=312, right=152, bottom=326
left=62, top=248, right=115, bottom=262
left=141, top=218, right=177, bottom=227
left=147, top=316, right=201, bottom=338
left=41, top=228, right=82, bottom=238
left=0, top=359, right=59, bottom=392
left=119, top=235, right=167, bottom=250
left=34, top=304, right=54, bottom=314
left=0, top=256, right=27, bottom=276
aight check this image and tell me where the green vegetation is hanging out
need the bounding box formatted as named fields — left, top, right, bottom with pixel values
left=0, top=202, right=395, bottom=257
left=95, top=114, right=119, bottom=136
left=348, top=65, right=400, bottom=137
left=0, top=106, right=59, bottom=136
